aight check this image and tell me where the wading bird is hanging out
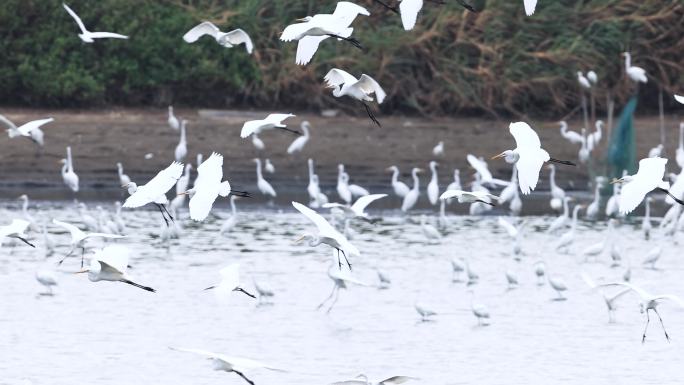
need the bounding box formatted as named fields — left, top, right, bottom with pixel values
left=254, top=158, right=276, bottom=198
left=387, top=166, right=410, bottom=198
left=427, top=161, right=439, bottom=205
left=203, top=263, right=255, bottom=299
left=167, top=106, right=179, bottom=131
left=280, top=2, right=369, bottom=65
left=612, top=157, right=684, bottom=214
left=123, top=162, right=184, bottom=226
left=63, top=3, right=128, bottom=42
left=323, top=68, right=386, bottom=127
left=524, top=0, right=538, bottom=15
left=292, top=201, right=359, bottom=269
left=582, top=273, right=631, bottom=323
left=36, top=269, right=58, bottom=295
left=61, top=146, right=79, bottom=193
left=287, top=121, right=311, bottom=154
left=183, top=21, right=253, bottom=53
left=75, top=245, right=154, bottom=292
left=318, top=251, right=367, bottom=313
left=401, top=168, right=422, bottom=212
left=622, top=52, right=647, bottom=84
left=559, top=121, right=583, bottom=145
left=491, top=122, right=576, bottom=194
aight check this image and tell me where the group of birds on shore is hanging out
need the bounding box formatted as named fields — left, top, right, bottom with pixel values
left=2, top=1, right=684, bottom=384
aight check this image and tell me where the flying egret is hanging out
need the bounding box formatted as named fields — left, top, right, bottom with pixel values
left=175, top=120, right=187, bottom=162
left=183, top=21, right=253, bottom=53
left=577, top=72, right=591, bottom=89
left=53, top=219, right=123, bottom=266
left=167, top=106, right=179, bottom=131
left=427, top=161, right=439, bottom=205
left=675, top=95, right=684, bottom=104
left=122, top=161, right=184, bottom=226
left=318, top=250, right=367, bottom=313
left=597, top=282, right=684, bottom=343
left=170, top=347, right=284, bottom=384
left=387, top=166, right=410, bottom=198
left=324, top=68, right=386, bottom=127
left=241, top=114, right=298, bottom=138
left=63, top=3, right=128, bottom=42
left=622, top=52, right=647, bottom=83
left=612, top=157, right=684, bottom=214
left=323, top=194, right=387, bottom=222
left=548, top=164, right=565, bottom=211
left=292, top=201, right=360, bottom=269
left=582, top=273, right=631, bottom=323
left=60, top=146, right=79, bottom=193
left=559, top=121, right=583, bottom=145
left=36, top=269, right=58, bottom=295
left=287, top=121, right=311, bottom=154
left=75, top=245, right=154, bottom=292
left=415, top=302, right=437, bottom=322
left=331, top=373, right=417, bottom=385
left=492, top=122, right=576, bottom=194
left=524, top=0, right=537, bottom=15
left=0, top=219, right=34, bottom=248
left=179, top=153, right=249, bottom=221
left=439, top=190, right=498, bottom=206
left=401, top=168, right=422, bottom=212
left=254, top=158, right=276, bottom=198
left=0, top=114, right=49, bottom=147
left=204, top=263, right=255, bottom=298
left=280, top=2, right=369, bottom=65
left=433, top=141, right=444, bottom=157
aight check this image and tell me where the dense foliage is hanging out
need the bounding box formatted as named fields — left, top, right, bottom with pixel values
left=0, top=0, right=681, bottom=116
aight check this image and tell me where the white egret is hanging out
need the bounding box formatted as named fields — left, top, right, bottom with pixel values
left=263, top=159, right=275, bottom=174
left=254, top=158, right=276, bottom=198
left=648, top=144, right=663, bottom=158
left=451, top=258, right=465, bottom=282
left=75, top=245, right=154, bottom=292
left=53, top=219, right=123, bottom=266
left=559, top=121, right=583, bottom=145
left=323, top=194, right=387, bottom=222
left=170, top=347, right=283, bottom=384
left=61, top=146, right=79, bottom=193
left=492, top=122, right=575, bottom=194
left=548, top=274, right=568, bottom=300
left=63, top=3, right=128, bottom=42
left=251, top=133, right=265, bottom=150
left=524, top=0, right=538, bottom=15
left=5, top=117, right=53, bottom=141
left=123, top=161, right=184, bottom=226
left=176, top=164, right=193, bottom=195
left=439, top=190, right=498, bottom=206
left=587, top=70, right=598, bottom=84
left=347, top=175, right=370, bottom=198
left=588, top=120, right=603, bottom=151
left=167, top=106, right=179, bottom=131
left=534, top=261, right=545, bottom=285
left=0, top=219, right=34, bottom=248
left=642, top=197, right=652, bottom=240
left=676, top=94, right=684, bottom=104
left=547, top=197, right=571, bottom=233
left=318, top=251, right=367, bottom=313
left=219, top=196, right=239, bottom=236
left=433, top=141, right=444, bottom=157
left=613, top=157, right=684, bottom=214
left=420, top=215, right=441, bottom=243
left=465, top=258, right=479, bottom=286
left=331, top=374, right=417, bottom=385
left=287, top=121, right=310, bottom=154
left=506, top=270, right=519, bottom=289
left=497, top=217, right=520, bottom=239
left=78, top=203, right=99, bottom=231
left=470, top=292, right=490, bottom=326
left=324, top=68, right=386, bottom=127
left=204, top=263, right=255, bottom=298
left=180, top=153, right=249, bottom=221
left=337, top=164, right=352, bottom=204
left=578, top=128, right=590, bottom=164
left=376, top=268, right=391, bottom=289
left=498, top=168, right=518, bottom=205
left=293, top=201, right=360, bottom=269
left=401, top=168, right=422, bottom=212
left=174, top=119, right=187, bottom=162
left=581, top=273, right=631, bottom=323
left=548, top=164, right=565, bottom=211
left=556, top=205, right=584, bottom=253
left=17, top=194, right=37, bottom=231
left=642, top=246, right=662, bottom=270
left=676, top=123, right=684, bottom=169
left=585, top=178, right=602, bottom=220
left=466, top=154, right=494, bottom=184
left=36, top=269, right=58, bottom=295
left=415, top=302, right=437, bottom=322
left=42, top=223, right=56, bottom=256
left=605, top=179, right=621, bottom=217
left=183, top=21, right=253, bottom=53
left=577, top=71, right=591, bottom=89
left=445, top=169, right=461, bottom=194
left=596, top=282, right=684, bottom=342
left=426, top=161, right=439, bottom=205
left=115, top=162, right=131, bottom=188
left=241, top=113, right=298, bottom=139
left=307, top=159, right=324, bottom=207
left=387, top=165, right=410, bottom=198
left=622, top=52, right=647, bottom=83
left=510, top=188, right=522, bottom=215
left=280, top=2, right=369, bottom=65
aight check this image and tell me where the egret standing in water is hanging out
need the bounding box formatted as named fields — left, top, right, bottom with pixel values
left=75, top=245, right=155, bottom=292
left=254, top=158, right=276, bottom=199
left=491, top=122, right=575, bottom=194
left=167, top=106, right=179, bottom=131
left=387, top=166, right=410, bottom=198
left=427, top=161, right=439, bottom=205
left=401, top=168, right=422, bottom=212
left=61, top=146, right=79, bottom=193
left=612, top=157, right=684, bottom=214
left=174, top=120, right=187, bottom=162
left=123, top=162, right=184, bottom=226
left=287, top=121, right=311, bottom=154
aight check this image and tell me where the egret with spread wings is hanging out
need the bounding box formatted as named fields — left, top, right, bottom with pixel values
left=612, top=157, right=684, bottom=215
left=0, top=219, right=34, bottom=248
left=123, top=162, right=184, bottom=226
left=53, top=219, right=124, bottom=267
left=75, top=245, right=155, bottom=292
left=323, top=193, right=387, bottom=222
left=240, top=113, right=298, bottom=138
left=324, top=68, right=386, bottom=127
left=63, top=3, right=128, bottom=43
left=203, top=263, right=255, bottom=299
left=183, top=21, right=253, bottom=53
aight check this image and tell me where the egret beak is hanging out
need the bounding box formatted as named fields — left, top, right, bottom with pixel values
left=294, top=235, right=305, bottom=243
left=121, top=183, right=129, bottom=188
left=609, top=178, right=621, bottom=185
left=491, top=152, right=506, bottom=160
left=177, top=191, right=189, bottom=196
left=74, top=268, right=89, bottom=274
left=296, top=17, right=308, bottom=22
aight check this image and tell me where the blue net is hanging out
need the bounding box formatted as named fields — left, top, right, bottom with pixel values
left=607, top=96, right=638, bottom=178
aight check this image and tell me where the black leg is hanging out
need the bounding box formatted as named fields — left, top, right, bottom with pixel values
left=549, top=158, right=577, bottom=166
left=161, top=204, right=174, bottom=222
left=81, top=246, right=86, bottom=268
left=336, top=248, right=342, bottom=269
left=656, top=188, right=684, bottom=206
left=15, top=236, right=35, bottom=248
left=362, top=102, right=382, bottom=127
left=233, top=370, right=255, bottom=385
left=155, top=204, right=170, bottom=227
left=476, top=199, right=496, bottom=207
left=121, top=279, right=156, bottom=292
left=642, top=309, right=651, bottom=344
left=57, top=247, right=75, bottom=265
left=325, top=34, right=364, bottom=50
left=372, top=0, right=399, bottom=14
left=277, top=126, right=302, bottom=136
left=230, top=190, right=251, bottom=198
left=654, top=308, right=670, bottom=342
left=340, top=249, right=352, bottom=270
left=235, top=287, right=257, bottom=298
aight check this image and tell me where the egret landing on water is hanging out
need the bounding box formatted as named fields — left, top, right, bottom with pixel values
left=582, top=273, right=631, bottom=323
left=75, top=245, right=155, bottom=292
left=35, top=269, right=58, bottom=296
left=53, top=219, right=123, bottom=267
left=318, top=250, right=368, bottom=313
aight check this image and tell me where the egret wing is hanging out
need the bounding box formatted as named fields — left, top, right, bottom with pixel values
left=295, top=35, right=328, bottom=65
left=280, top=22, right=311, bottom=42
left=357, top=75, right=386, bottom=104
left=52, top=219, right=85, bottom=240
left=218, top=263, right=240, bottom=289
left=88, top=32, right=128, bottom=39
left=596, top=282, right=649, bottom=300
left=124, top=162, right=183, bottom=208
left=169, top=347, right=219, bottom=359
left=515, top=149, right=548, bottom=195
left=675, top=95, right=684, bottom=104
left=381, top=376, right=419, bottom=385
left=510, top=122, right=541, bottom=150
left=466, top=154, right=493, bottom=182
left=225, top=29, right=253, bottom=53
left=350, top=193, right=387, bottom=214
left=654, top=295, right=684, bottom=307
left=331, top=1, right=370, bottom=26
left=0, top=113, right=17, bottom=129
left=95, top=245, right=130, bottom=273
left=63, top=3, right=87, bottom=33
left=183, top=21, right=219, bottom=43
left=17, top=118, right=53, bottom=136
left=292, top=201, right=337, bottom=235
left=524, top=0, right=537, bottom=15
left=399, top=0, right=423, bottom=30
left=264, top=113, right=295, bottom=127
left=216, top=355, right=285, bottom=372
left=440, top=190, right=465, bottom=200
left=241, top=119, right=265, bottom=138
left=189, top=153, right=223, bottom=221
left=324, top=68, right=357, bottom=89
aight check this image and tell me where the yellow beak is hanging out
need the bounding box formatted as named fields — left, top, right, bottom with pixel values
left=491, top=152, right=506, bottom=160
left=74, top=268, right=89, bottom=274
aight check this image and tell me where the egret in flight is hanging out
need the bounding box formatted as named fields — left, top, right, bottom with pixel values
left=0, top=219, right=34, bottom=248
left=324, top=68, right=386, bottom=127
left=318, top=250, right=368, bottom=313
left=582, top=273, right=631, bottom=323
left=240, top=113, right=298, bottom=138
left=439, top=190, right=498, bottom=206
left=331, top=373, right=417, bottom=385
left=612, top=157, right=684, bottom=214
left=53, top=219, right=124, bottom=266
left=323, top=194, right=387, bottom=222
left=75, top=245, right=155, bottom=292
left=491, top=122, right=575, bottom=194
left=123, top=162, right=184, bottom=226
left=524, top=0, right=538, bottom=15
left=170, top=347, right=284, bottom=385
left=280, top=1, right=369, bottom=65
left=597, top=282, right=684, bottom=343
left=63, top=3, right=128, bottom=43
left=675, top=95, right=684, bottom=104
left=204, top=263, right=256, bottom=299
left=292, top=201, right=360, bottom=269
left=183, top=21, right=253, bottom=53
left=5, top=117, right=53, bottom=144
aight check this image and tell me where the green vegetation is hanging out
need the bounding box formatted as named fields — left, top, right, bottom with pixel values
left=0, top=0, right=681, bottom=116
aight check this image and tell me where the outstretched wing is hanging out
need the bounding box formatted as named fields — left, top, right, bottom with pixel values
left=280, top=22, right=312, bottom=42
left=292, top=201, right=337, bottom=235
left=332, top=1, right=370, bottom=26
left=510, top=122, right=541, bottom=149
left=516, top=150, right=548, bottom=195
left=440, top=189, right=464, bottom=200
left=52, top=219, right=85, bottom=240
left=225, top=29, right=253, bottom=53
left=466, top=154, right=493, bottom=182
left=183, top=21, right=219, bottom=43
left=0, top=113, right=17, bottom=129
left=124, top=162, right=183, bottom=208
left=619, top=158, right=667, bottom=214
left=654, top=295, right=684, bottom=307
left=95, top=245, right=130, bottom=274
left=241, top=119, right=265, bottom=138
left=524, top=0, right=537, bottom=15
left=324, top=68, right=357, bottom=89
left=357, top=74, right=386, bottom=104
left=17, top=118, right=54, bottom=136
left=399, top=0, right=424, bottom=30
left=295, top=35, right=328, bottom=65
left=675, top=94, right=684, bottom=104
left=380, top=376, right=419, bottom=385
left=189, top=153, right=223, bottom=221
left=169, top=347, right=219, bottom=359
left=264, top=113, right=295, bottom=127
left=351, top=193, right=387, bottom=214
left=88, top=32, right=128, bottom=40
left=63, top=3, right=87, bottom=33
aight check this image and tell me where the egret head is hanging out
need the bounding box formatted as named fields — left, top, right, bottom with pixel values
left=386, top=166, right=397, bottom=172
left=294, top=233, right=317, bottom=246
left=122, top=182, right=137, bottom=194
left=17, top=194, right=27, bottom=200
left=491, top=150, right=518, bottom=164
left=296, top=16, right=313, bottom=22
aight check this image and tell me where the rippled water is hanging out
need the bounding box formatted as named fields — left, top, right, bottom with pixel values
left=1, top=202, right=683, bottom=385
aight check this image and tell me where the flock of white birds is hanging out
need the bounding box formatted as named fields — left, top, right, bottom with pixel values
left=1, top=1, right=684, bottom=385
